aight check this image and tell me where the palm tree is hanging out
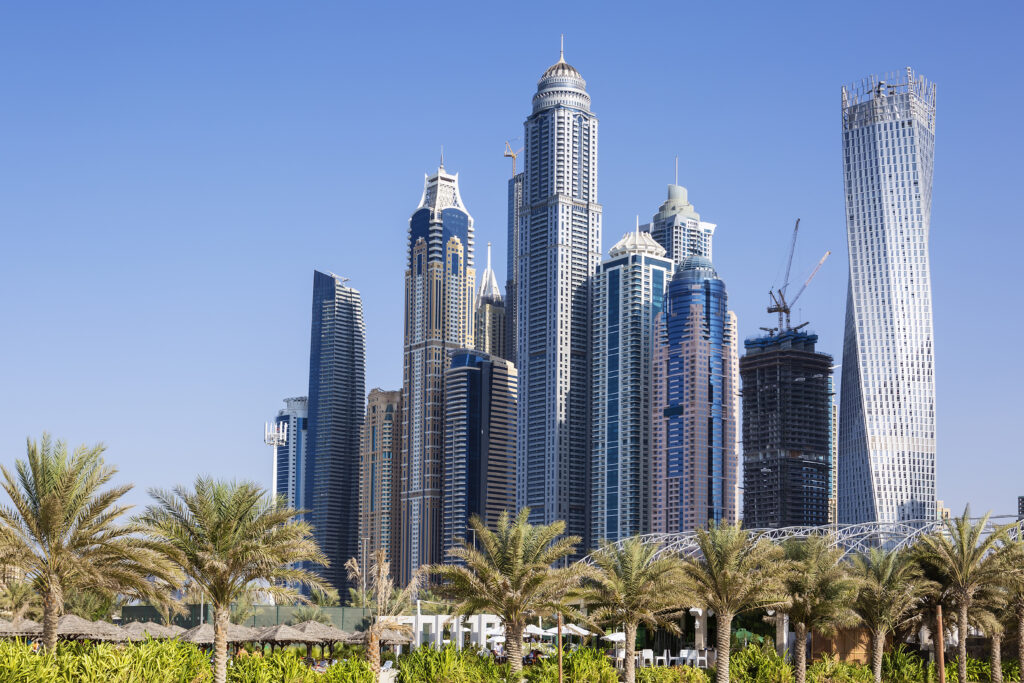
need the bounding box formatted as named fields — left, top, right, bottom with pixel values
left=139, top=477, right=328, bottom=683
left=431, top=508, right=581, bottom=676
left=358, top=547, right=419, bottom=677
left=0, top=579, right=41, bottom=622
left=781, top=535, right=860, bottom=683
left=575, top=536, right=689, bottom=683
left=679, top=522, right=788, bottom=683
left=917, top=509, right=1016, bottom=683
left=0, top=434, right=175, bottom=650
left=849, top=547, right=932, bottom=683
left=999, top=534, right=1024, bottom=680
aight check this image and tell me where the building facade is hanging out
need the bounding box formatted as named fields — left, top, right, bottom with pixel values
left=643, top=184, right=715, bottom=266
left=590, top=229, right=672, bottom=543
left=305, top=271, right=366, bottom=592
left=475, top=243, right=507, bottom=360
left=516, top=49, right=602, bottom=548
left=652, top=256, right=739, bottom=532
left=272, top=396, right=308, bottom=511
left=839, top=69, right=937, bottom=523
left=442, top=350, right=517, bottom=558
left=506, top=172, right=523, bottom=365
left=401, top=164, right=475, bottom=583
left=741, top=330, right=833, bottom=528
left=360, top=389, right=402, bottom=573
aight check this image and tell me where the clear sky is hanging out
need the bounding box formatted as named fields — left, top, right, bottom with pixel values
left=1, top=1, right=1021, bottom=518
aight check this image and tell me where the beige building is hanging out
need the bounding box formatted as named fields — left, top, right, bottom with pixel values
left=360, top=389, right=402, bottom=575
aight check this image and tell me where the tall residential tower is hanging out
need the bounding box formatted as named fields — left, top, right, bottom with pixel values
left=401, top=163, right=475, bottom=583
left=272, top=396, right=308, bottom=511
left=839, top=69, right=937, bottom=523
left=360, top=389, right=402, bottom=574
left=305, top=271, right=366, bottom=592
left=516, top=48, right=602, bottom=547
left=475, top=243, right=508, bottom=360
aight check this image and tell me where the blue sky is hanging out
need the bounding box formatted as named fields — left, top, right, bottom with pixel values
left=1, top=1, right=1021, bottom=517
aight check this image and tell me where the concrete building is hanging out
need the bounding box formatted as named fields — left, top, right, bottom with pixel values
left=475, top=243, right=508, bottom=360
left=401, top=162, right=475, bottom=583
left=652, top=256, right=739, bottom=532
left=360, top=389, right=402, bottom=573
left=505, top=172, right=523, bottom=365
left=590, top=227, right=672, bottom=543
left=839, top=69, right=938, bottom=523
left=643, top=184, right=715, bottom=266
left=442, top=350, right=517, bottom=558
left=516, top=46, right=602, bottom=549
left=305, top=271, right=365, bottom=592
left=741, top=330, right=834, bottom=528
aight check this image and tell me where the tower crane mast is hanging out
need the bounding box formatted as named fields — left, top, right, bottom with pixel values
left=764, top=219, right=830, bottom=335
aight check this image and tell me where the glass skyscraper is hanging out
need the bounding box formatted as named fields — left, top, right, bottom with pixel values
left=442, top=349, right=517, bottom=558
left=652, top=256, right=739, bottom=532
left=305, top=271, right=365, bottom=592
left=401, top=163, right=475, bottom=583
left=272, top=396, right=308, bottom=512
left=516, top=49, right=601, bottom=548
left=590, top=228, right=672, bottom=543
left=643, top=184, right=716, bottom=266
left=475, top=243, right=507, bottom=361
left=839, top=69, right=937, bottom=523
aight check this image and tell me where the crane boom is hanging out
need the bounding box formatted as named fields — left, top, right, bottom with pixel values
left=781, top=218, right=800, bottom=295
left=789, top=250, right=831, bottom=308
left=504, top=141, right=522, bottom=177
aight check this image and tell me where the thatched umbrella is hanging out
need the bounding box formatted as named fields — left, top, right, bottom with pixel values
left=344, top=628, right=412, bottom=646
left=163, top=623, right=186, bottom=637
left=53, top=614, right=127, bottom=642
left=291, top=620, right=352, bottom=643
left=255, top=623, right=321, bottom=645
left=1, top=619, right=41, bottom=638
left=121, top=621, right=173, bottom=641
left=179, top=622, right=261, bottom=645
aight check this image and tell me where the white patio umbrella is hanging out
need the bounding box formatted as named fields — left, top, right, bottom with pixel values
left=564, top=624, right=593, bottom=637
left=488, top=635, right=506, bottom=643
left=524, top=624, right=546, bottom=637
left=601, top=632, right=626, bottom=642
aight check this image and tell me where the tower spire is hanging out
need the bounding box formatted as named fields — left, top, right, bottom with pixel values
left=440, top=145, right=445, bottom=169
left=675, top=155, right=679, bottom=186
left=636, top=215, right=640, bottom=236
left=560, top=33, right=564, bottom=62
left=487, top=241, right=492, bottom=270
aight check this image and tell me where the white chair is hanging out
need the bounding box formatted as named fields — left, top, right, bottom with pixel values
left=692, top=649, right=709, bottom=668
left=670, top=648, right=693, bottom=666
left=639, top=649, right=654, bottom=668
left=614, top=648, right=625, bottom=668
left=654, top=649, right=669, bottom=666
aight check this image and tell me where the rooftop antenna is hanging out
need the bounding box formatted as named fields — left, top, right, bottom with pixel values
left=439, top=145, right=445, bottom=169
left=674, top=155, right=679, bottom=186
left=635, top=215, right=640, bottom=236
left=560, top=33, right=564, bottom=61
left=487, top=241, right=492, bottom=270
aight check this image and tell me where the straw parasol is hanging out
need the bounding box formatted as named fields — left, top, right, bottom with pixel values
left=54, top=614, right=128, bottom=642
left=290, top=620, right=352, bottom=643
left=254, top=623, right=322, bottom=645
left=121, top=621, right=173, bottom=640
left=179, top=622, right=261, bottom=644
left=344, top=628, right=412, bottom=646
left=163, top=624, right=186, bottom=637
left=1, top=619, right=41, bottom=638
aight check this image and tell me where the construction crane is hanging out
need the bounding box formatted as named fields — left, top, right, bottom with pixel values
left=504, top=141, right=522, bottom=176
left=762, top=219, right=831, bottom=335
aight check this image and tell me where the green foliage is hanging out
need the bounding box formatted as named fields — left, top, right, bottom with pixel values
left=522, top=647, right=618, bottom=683
left=0, top=638, right=212, bottom=682
left=806, top=654, right=873, bottom=683
left=1003, top=659, right=1022, bottom=683
left=396, top=644, right=510, bottom=682
left=637, top=665, right=712, bottom=683
left=321, top=658, right=376, bottom=683
left=881, top=644, right=927, bottom=683
left=945, top=655, right=992, bottom=683
left=729, top=643, right=794, bottom=683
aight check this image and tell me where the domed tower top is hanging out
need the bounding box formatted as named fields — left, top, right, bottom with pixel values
left=532, top=36, right=590, bottom=113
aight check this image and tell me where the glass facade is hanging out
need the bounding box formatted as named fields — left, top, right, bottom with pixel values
left=839, top=69, right=937, bottom=523
left=273, top=396, right=308, bottom=512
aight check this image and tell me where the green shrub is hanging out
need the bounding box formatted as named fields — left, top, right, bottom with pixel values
left=0, top=638, right=214, bottom=683
left=637, top=664, right=712, bottom=683
left=946, top=655, right=992, bottom=683
left=1003, top=659, right=1022, bottom=683
left=321, top=658, right=375, bottom=683
left=397, top=644, right=510, bottom=683
left=522, top=647, right=617, bottom=683
left=729, top=643, right=793, bottom=683
left=882, top=644, right=927, bottom=683
left=807, top=653, right=873, bottom=683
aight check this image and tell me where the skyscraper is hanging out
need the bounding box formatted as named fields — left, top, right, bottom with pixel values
left=401, top=163, right=475, bottom=583
left=442, top=349, right=517, bottom=558
left=517, top=47, right=601, bottom=547
left=740, top=330, right=833, bottom=528
left=839, top=69, right=937, bottom=523
left=360, top=389, right=402, bottom=573
left=272, top=396, right=308, bottom=511
left=591, top=228, right=672, bottom=543
left=475, top=243, right=507, bottom=360
left=652, top=256, right=739, bottom=532
left=643, top=184, right=716, bottom=265
left=506, top=171, right=523, bottom=365
left=305, top=271, right=366, bottom=592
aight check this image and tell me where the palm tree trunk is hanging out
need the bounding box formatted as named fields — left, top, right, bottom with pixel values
left=41, top=586, right=60, bottom=651
left=624, top=622, right=638, bottom=683
left=368, top=626, right=381, bottom=677
left=871, top=630, right=884, bottom=683
left=716, top=612, right=733, bottom=683
left=506, top=622, right=524, bottom=675
left=213, top=604, right=229, bottom=683
left=794, top=621, right=807, bottom=683
left=1017, top=609, right=1024, bottom=683
left=990, top=633, right=1002, bottom=683
left=958, top=601, right=969, bottom=683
